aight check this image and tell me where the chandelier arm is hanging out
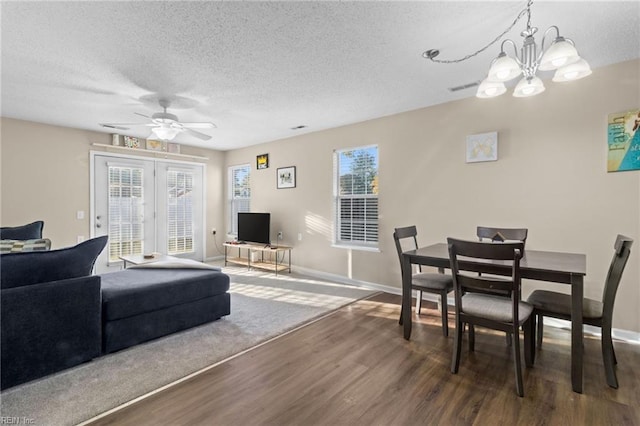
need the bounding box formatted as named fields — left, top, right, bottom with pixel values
left=540, top=25, right=560, bottom=54
left=500, top=39, right=520, bottom=58
left=425, top=0, right=533, bottom=64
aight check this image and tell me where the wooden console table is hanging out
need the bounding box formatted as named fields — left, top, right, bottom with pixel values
left=223, top=243, right=292, bottom=275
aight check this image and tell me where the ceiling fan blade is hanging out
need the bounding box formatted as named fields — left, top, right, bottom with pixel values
left=184, top=128, right=212, bottom=141
left=134, top=112, right=151, bottom=119
left=180, top=122, right=217, bottom=129
left=100, top=122, right=155, bottom=128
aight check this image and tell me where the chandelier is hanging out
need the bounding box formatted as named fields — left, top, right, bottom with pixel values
left=423, top=0, right=591, bottom=98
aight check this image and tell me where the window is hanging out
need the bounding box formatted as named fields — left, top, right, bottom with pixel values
left=167, top=170, right=194, bottom=254
left=229, top=164, right=251, bottom=235
left=107, top=165, right=145, bottom=262
left=334, top=145, right=379, bottom=248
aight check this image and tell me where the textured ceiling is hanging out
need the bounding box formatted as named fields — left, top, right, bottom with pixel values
left=2, top=1, right=639, bottom=151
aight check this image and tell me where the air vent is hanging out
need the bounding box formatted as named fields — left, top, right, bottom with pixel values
left=448, top=81, right=480, bottom=92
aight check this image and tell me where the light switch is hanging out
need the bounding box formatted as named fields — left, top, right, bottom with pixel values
left=77, top=210, right=85, bottom=220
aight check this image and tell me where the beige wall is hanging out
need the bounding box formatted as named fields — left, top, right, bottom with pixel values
left=224, top=59, right=640, bottom=332
left=0, top=118, right=227, bottom=258
left=1, top=60, right=638, bottom=332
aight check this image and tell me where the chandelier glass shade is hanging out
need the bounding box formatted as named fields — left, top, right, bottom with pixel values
left=552, top=58, right=592, bottom=82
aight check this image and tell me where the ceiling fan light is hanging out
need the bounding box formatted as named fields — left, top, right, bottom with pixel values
left=552, top=58, right=592, bottom=82
left=152, top=126, right=180, bottom=141
left=487, top=54, right=521, bottom=82
left=513, top=76, right=545, bottom=97
left=476, top=79, right=507, bottom=98
left=538, top=38, right=580, bottom=71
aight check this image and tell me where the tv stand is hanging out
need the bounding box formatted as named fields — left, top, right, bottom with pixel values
left=223, top=243, right=292, bottom=275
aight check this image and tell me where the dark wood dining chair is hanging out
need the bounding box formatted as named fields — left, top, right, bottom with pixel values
left=527, top=235, right=633, bottom=388
left=475, top=226, right=529, bottom=346
left=477, top=226, right=528, bottom=247
left=393, top=226, right=453, bottom=336
left=447, top=238, right=534, bottom=397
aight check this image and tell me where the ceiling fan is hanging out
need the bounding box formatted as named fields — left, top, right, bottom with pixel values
left=100, top=100, right=216, bottom=141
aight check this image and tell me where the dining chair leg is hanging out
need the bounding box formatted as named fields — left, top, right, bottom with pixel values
left=451, top=318, right=463, bottom=374
left=512, top=327, right=524, bottom=397
left=536, top=314, right=544, bottom=348
left=524, top=319, right=534, bottom=367
left=602, top=324, right=618, bottom=388
left=468, top=324, right=475, bottom=352
left=440, top=292, right=448, bottom=337
left=416, top=290, right=422, bottom=315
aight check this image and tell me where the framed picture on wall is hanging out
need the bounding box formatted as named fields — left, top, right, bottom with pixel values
left=277, top=166, right=296, bottom=189
left=466, top=131, right=498, bottom=163
left=257, top=153, right=269, bottom=169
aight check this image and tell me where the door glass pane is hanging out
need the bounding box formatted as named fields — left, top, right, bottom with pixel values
left=167, top=170, right=194, bottom=255
left=108, top=166, right=145, bottom=261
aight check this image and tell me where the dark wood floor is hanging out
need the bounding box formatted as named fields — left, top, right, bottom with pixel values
left=89, top=293, right=640, bottom=425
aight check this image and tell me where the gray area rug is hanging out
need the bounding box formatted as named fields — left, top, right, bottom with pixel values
left=0, top=266, right=376, bottom=426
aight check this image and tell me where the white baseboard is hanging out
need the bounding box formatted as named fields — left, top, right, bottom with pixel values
left=293, top=264, right=640, bottom=345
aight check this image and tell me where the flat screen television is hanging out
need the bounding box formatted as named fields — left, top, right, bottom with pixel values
left=238, top=212, right=271, bottom=245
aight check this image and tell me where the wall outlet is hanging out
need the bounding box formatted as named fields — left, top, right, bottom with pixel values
left=211, top=228, right=217, bottom=235
left=77, top=236, right=85, bottom=243
left=76, top=210, right=85, bottom=220
left=277, top=231, right=283, bottom=240
left=298, top=233, right=302, bottom=241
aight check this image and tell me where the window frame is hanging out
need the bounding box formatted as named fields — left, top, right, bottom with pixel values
left=333, top=145, right=379, bottom=251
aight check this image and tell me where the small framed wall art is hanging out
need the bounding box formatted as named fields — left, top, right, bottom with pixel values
left=277, top=166, right=296, bottom=189
left=123, top=136, right=140, bottom=149
left=146, top=139, right=165, bottom=152
left=466, top=131, right=498, bottom=163
left=257, top=153, right=269, bottom=169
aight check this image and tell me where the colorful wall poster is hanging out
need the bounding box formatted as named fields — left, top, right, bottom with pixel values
left=608, top=109, right=640, bottom=172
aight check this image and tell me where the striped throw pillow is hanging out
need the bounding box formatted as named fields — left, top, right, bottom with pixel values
left=0, top=238, right=52, bottom=253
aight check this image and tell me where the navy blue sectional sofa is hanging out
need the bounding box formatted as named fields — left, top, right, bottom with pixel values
left=1, top=236, right=108, bottom=389
left=1, top=227, right=231, bottom=390
left=100, top=268, right=230, bottom=354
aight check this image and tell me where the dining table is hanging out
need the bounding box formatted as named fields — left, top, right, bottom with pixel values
left=401, top=242, right=587, bottom=393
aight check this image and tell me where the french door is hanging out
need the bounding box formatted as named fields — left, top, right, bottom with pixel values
left=92, top=153, right=204, bottom=273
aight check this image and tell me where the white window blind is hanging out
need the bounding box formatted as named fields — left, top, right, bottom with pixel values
left=334, top=145, right=379, bottom=248
left=108, top=166, right=144, bottom=261
left=167, top=169, right=194, bottom=254
left=229, top=164, right=251, bottom=235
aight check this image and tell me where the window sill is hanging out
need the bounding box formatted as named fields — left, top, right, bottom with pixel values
left=332, top=244, right=380, bottom=253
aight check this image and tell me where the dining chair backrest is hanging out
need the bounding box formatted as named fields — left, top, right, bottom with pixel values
left=601, top=235, right=634, bottom=321
left=447, top=238, right=524, bottom=317
left=477, top=226, right=528, bottom=247
left=393, top=226, right=420, bottom=275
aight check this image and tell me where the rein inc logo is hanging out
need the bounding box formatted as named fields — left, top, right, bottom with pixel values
left=0, top=418, right=35, bottom=425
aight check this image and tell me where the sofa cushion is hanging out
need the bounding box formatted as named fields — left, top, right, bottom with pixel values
left=0, top=236, right=108, bottom=290
left=0, top=238, right=51, bottom=253
left=0, top=221, right=44, bottom=240
left=99, top=269, right=230, bottom=321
